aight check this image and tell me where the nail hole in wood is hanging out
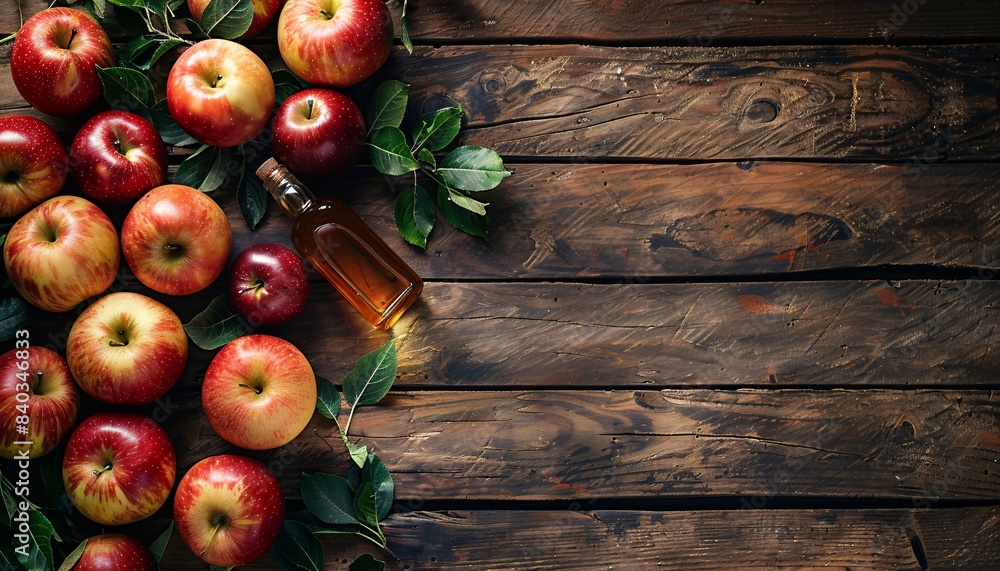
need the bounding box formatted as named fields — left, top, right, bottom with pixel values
left=746, top=99, right=779, bottom=123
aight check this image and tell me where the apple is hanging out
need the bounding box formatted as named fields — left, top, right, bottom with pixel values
left=166, top=39, right=275, bottom=147
left=272, top=88, right=366, bottom=175
left=3, top=195, right=120, bottom=313
left=73, top=534, right=157, bottom=571
left=277, top=0, right=393, bottom=88
left=174, top=454, right=285, bottom=567
left=0, top=346, right=78, bottom=460
left=70, top=110, right=168, bottom=205
left=121, top=184, right=233, bottom=296
left=188, top=0, right=283, bottom=40
left=202, top=334, right=316, bottom=450
left=0, top=115, right=69, bottom=218
left=63, top=412, right=176, bottom=526
left=66, top=292, right=188, bottom=406
left=10, top=7, right=114, bottom=116
left=229, top=243, right=310, bottom=326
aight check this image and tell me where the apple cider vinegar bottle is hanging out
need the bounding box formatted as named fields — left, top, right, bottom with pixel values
left=256, top=158, right=422, bottom=330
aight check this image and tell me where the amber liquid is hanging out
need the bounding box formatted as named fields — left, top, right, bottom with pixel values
left=292, top=200, right=422, bottom=330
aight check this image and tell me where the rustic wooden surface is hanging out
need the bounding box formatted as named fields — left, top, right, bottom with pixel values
left=1, top=0, right=999, bottom=570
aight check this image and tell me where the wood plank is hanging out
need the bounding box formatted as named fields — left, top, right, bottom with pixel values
left=21, top=280, right=1000, bottom=390
left=49, top=269, right=1000, bottom=390
left=379, top=44, right=1000, bottom=161
left=253, top=162, right=1000, bottom=280
left=156, top=506, right=1000, bottom=570
left=163, top=389, right=1000, bottom=502
left=5, top=1, right=1000, bottom=44
left=393, top=0, right=1000, bottom=45
left=3, top=44, right=998, bottom=161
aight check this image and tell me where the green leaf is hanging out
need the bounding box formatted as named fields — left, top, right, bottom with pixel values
left=342, top=339, right=398, bottom=408
left=368, top=127, right=419, bottom=176
left=86, top=0, right=108, bottom=20
left=0, top=297, right=29, bottom=343
left=107, top=0, right=146, bottom=8
left=55, top=540, right=88, bottom=571
left=122, top=34, right=158, bottom=66
left=349, top=554, right=386, bottom=571
left=182, top=294, right=252, bottom=351
left=366, top=80, right=409, bottom=133
left=200, top=0, right=254, bottom=39
left=237, top=158, right=268, bottom=229
left=342, top=436, right=368, bottom=469
left=437, top=185, right=489, bottom=239
left=273, top=69, right=307, bottom=106
left=443, top=187, right=488, bottom=216
left=353, top=482, right=379, bottom=529
left=130, top=38, right=184, bottom=70
left=346, top=464, right=362, bottom=492
left=361, top=453, right=394, bottom=520
left=394, top=185, right=435, bottom=248
left=1, top=477, right=14, bottom=527
left=399, top=0, right=412, bottom=54
left=148, top=100, right=198, bottom=147
left=417, top=147, right=436, bottom=170
left=186, top=18, right=210, bottom=40
left=276, top=520, right=324, bottom=571
left=149, top=520, right=174, bottom=562
left=437, top=146, right=511, bottom=191
left=301, top=473, right=361, bottom=526
left=97, top=66, right=155, bottom=110
left=315, top=376, right=341, bottom=420
left=38, top=455, right=65, bottom=513
left=269, top=544, right=299, bottom=571
left=412, top=106, right=463, bottom=152
left=16, top=510, right=55, bottom=571
left=174, top=145, right=232, bottom=192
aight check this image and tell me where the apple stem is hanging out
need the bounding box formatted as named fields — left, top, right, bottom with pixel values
left=319, top=8, right=332, bottom=18
left=200, top=515, right=227, bottom=556
left=31, top=371, right=42, bottom=395
left=238, top=382, right=263, bottom=395
left=307, top=99, right=315, bottom=120
left=92, top=462, right=113, bottom=477
left=66, top=28, right=77, bottom=49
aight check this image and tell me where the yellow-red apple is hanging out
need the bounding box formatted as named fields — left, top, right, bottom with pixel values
left=0, top=346, right=78, bottom=460
left=0, top=115, right=68, bottom=217
left=121, top=184, right=232, bottom=295
left=3, top=195, right=120, bottom=312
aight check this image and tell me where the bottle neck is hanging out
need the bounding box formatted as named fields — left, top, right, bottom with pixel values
left=258, top=162, right=317, bottom=219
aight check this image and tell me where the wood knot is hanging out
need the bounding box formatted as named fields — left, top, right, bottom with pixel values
left=746, top=98, right=779, bottom=123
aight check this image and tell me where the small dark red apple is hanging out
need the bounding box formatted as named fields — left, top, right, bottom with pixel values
left=70, top=110, right=168, bottom=205
left=272, top=88, right=366, bottom=176
left=229, top=243, right=309, bottom=326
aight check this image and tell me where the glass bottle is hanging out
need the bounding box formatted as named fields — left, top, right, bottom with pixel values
left=256, top=158, right=422, bottom=330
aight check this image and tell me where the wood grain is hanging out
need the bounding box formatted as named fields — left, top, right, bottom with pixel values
left=4, top=1, right=1000, bottom=44
left=381, top=44, right=1000, bottom=161
left=390, top=0, right=1000, bottom=45
left=3, top=44, right=998, bottom=161
left=21, top=280, right=1000, bottom=392
left=162, top=389, right=1000, bottom=502
left=275, top=162, right=1000, bottom=280
left=155, top=506, right=1000, bottom=570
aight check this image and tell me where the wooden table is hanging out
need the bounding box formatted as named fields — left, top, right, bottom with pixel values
left=3, top=1, right=1000, bottom=569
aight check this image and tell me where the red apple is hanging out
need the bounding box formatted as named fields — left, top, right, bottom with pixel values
left=66, top=292, right=188, bottom=406
left=272, top=88, right=366, bottom=175
left=202, top=334, right=316, bottom=450
left=166, top=39, right=275, bottom=147
left=187, top=0, right=283, bottom=40
left=229, top=243, right=310, bottom=326
left=73, top=534, right=157, bottom=571
left=174, top=454, right=285, bottom=567
left=63, top=412, right=176, bottom=526
left=3, top=195, right=120, bottom=312
left=0, top=346, right=78, bottom=460
left=70, top=110, right=168, bottom=205
left=121, top=184, right=233, bottom=296
left=0, top=115, right=68, bottom=217
left=10, top=7, right=114, bottom=116
left=277, top=0, right=392, bottom=88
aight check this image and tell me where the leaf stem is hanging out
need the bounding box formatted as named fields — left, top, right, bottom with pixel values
left=0, top=0, right=24, bottom=46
